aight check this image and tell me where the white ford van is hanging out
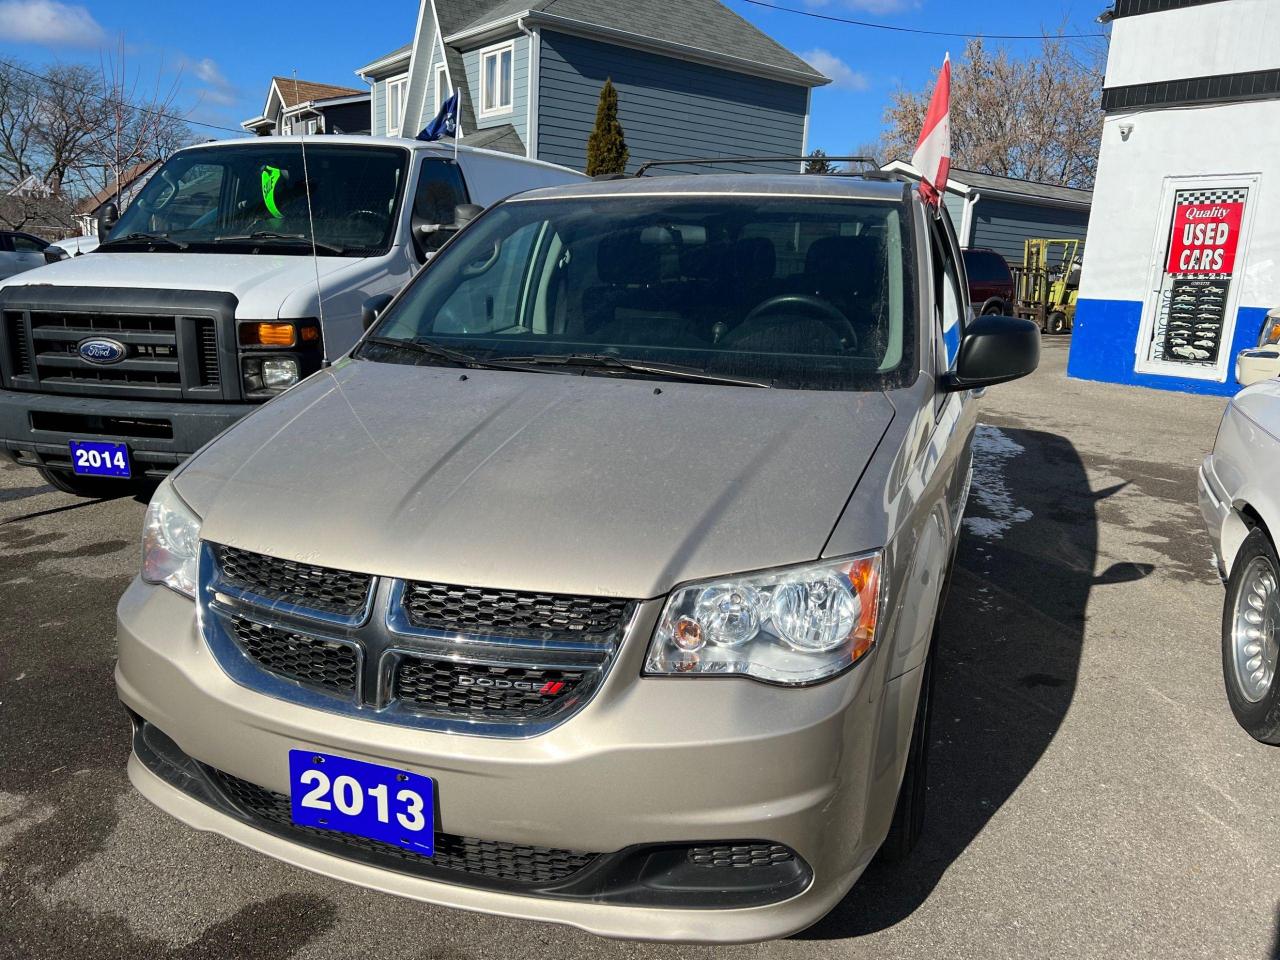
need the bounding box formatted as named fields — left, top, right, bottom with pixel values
left=0, top=135, right=583, bottom=496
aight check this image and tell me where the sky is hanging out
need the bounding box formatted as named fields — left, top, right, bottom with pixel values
left=0, top=0, right=1109, bottom=157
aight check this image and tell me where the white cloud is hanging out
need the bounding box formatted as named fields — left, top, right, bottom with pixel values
left=801, top=49, right=869, bottom=91
left=179, top=55, right=238, bottom=108
left=0, top=0, right=105, bottom=47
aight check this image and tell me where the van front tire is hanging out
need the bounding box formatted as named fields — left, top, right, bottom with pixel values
left=38, top=466, right=149, bottom=500
left=877, top=639, right=938, bottom=862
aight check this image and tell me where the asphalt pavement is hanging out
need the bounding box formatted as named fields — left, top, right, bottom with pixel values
left=2, top=338, right=1279, bottom=959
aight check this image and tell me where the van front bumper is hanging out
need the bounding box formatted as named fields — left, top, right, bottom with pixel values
left=0, top=388, right=253, bottom=478
left=115, top=578, right=922, bottom=943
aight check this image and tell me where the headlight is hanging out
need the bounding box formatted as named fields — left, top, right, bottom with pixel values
left=142, top=478, right=202, bottom=598
left=645, top=552, right=882, bottom=685
left=241, top=357, right=299, bottom=396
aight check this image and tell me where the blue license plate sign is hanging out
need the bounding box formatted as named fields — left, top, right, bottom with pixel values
left=288, top=750, right=434, bottom=855
left=68, top=440, right=130, bottom=478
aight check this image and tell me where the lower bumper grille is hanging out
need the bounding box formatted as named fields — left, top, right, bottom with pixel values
left=130, top=715, right=812, bottom=909
left=209, top=767, right=597, bottom=885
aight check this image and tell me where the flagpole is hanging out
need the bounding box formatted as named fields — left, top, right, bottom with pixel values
left=454, top=89, right=462, bottom=161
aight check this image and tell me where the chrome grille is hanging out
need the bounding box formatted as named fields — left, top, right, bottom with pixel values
left=229, top=617, right=358, bottom=694
left=216, top=545, right=373, bottom=616
left=402, top=581, right=631, bottom=639
left=201, top=543, right=631, bottom=736
left=394, top=658, right=588, bottom=721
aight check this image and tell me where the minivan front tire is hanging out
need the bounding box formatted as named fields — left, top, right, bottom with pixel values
left=877, top=639, right=938, bottom=862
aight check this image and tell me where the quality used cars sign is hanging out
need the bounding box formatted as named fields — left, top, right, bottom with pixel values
left=1166, top=200, right=1245, bottom=274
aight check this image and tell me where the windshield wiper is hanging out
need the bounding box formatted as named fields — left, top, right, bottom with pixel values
left=98, top=232, right=188, bottom=251
left=496, top=353, right=773, bottom=388
left=213, top=232, right=347, bottom=255
left=359, top=336, right=555, bottom=373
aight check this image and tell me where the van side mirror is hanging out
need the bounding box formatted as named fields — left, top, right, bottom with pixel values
left=361, top=293, right=395, bottom=331
left=454, top=203, right=483, bottom=227
left=941, top=315, right=1040, bottom=392
left=97, top=201, right=119, bottom=238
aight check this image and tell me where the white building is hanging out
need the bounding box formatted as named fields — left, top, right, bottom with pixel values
left=1068, top=0, right=1280, bottom=395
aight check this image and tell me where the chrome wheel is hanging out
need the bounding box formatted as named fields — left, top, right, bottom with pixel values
left=1231, top=557, right=1280, bottom=703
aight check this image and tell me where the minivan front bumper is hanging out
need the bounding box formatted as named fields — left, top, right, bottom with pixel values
left=116, top=578, right=920, bottom=943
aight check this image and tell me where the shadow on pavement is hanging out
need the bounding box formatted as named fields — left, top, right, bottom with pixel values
left=802, top=426, right=1143, bottom=939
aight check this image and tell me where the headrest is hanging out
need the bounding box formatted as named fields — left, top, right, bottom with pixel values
left=804, top=235, right=879, bottom=278
left=733, top=237, right=776, bottom=281
left=597, top=231, right=660, bottom=285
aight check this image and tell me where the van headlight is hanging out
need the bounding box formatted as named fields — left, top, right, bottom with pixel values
left=142, top=478, right=202, bottom=598
left=644, top=552, right=882, bottom=685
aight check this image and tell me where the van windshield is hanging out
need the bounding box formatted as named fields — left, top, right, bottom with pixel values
left=104, top=144, right=409, bottom=257
left=368, top=195, right=916, bottom=391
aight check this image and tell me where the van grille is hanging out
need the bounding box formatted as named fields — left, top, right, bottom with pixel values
left=202, top=544, right=630, bottom=734
left=195, top=318, right=220, bottom=386
left=402, top=581, right=632, bottom=639
left=3, top=312, right=31, bottom=376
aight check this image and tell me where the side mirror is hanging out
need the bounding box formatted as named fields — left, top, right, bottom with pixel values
left=941, top=315, right=1040, bottom=392
left=1236, top=348, right=1280, bottom=387
left=361, top=293, right=395, bottom=331
left=97, top=201, right=119, bottom=238
left=454, top=203, right=483, bottom=228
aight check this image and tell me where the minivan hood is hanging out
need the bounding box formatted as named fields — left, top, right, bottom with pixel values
left=178, top=360, right=894, bottom=599
left=0, top=251, right=365, bottom=319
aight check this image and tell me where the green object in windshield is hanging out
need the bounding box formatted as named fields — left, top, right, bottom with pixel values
left=261, top=165, right=283, bottom=218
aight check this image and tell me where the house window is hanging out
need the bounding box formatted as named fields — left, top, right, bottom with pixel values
left=479, top=41, right=514, bottom=117
left=387, top=74, right=409, bottom=136
left=306, top=118, right=318, bottom=135
left=433, top=62, right=452, bottom=116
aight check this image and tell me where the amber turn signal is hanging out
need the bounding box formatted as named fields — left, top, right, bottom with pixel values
left=239, top=322, right=296, bottom=347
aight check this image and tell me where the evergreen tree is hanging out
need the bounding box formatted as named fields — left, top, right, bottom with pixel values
left=804, top=149, right=835, bottom=175
left=585, top=78, right=630, bottom=176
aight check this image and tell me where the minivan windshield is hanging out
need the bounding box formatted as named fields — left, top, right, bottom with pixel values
left=367, top=195, right=915, bottom=391
left=105, top=143, right=409, bottom=256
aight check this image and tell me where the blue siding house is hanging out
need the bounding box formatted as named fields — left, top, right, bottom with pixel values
left=356, top=0, right=828, bottom=170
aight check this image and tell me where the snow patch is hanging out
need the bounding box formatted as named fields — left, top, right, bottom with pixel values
left=963, top=424, right=1032, bottom=541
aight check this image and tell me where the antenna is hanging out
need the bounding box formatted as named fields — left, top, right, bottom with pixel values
left=292, top=71, right=328, bottom=344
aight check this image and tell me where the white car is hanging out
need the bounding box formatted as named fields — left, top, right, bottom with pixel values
left=43, top=233, right=100, bottom=261
left=0, top=230, right=51, bottom=279
left=1237, top=307, right=1280, bottom=386
left=1199, top=383, right=1280, bottom=743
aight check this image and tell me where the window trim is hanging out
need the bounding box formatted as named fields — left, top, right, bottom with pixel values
left=433, top=62, right=452, bottom=117
left=478, top=40, right=515, bottom=119
left=386, top=73, right=410, bottom=137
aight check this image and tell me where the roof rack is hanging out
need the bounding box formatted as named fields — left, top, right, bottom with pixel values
left=634, top=156, right=882, bottom=177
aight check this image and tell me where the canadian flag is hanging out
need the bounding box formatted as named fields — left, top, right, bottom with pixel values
left=911, top=53, right=951, bottom=206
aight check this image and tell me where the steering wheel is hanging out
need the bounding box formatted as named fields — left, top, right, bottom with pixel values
left=741, top=294, right=859, bottom=351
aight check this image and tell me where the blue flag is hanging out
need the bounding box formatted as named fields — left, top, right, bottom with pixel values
left=417, top=92, right=459, bottom=142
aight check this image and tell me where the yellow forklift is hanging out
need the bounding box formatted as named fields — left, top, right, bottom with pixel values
left=1012, top=238, right=1082, bottom=334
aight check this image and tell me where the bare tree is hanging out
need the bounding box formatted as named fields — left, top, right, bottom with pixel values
left=30, top=62, right=113, bottom=197
left=0, top=62, right=40, bottom=188
left=84, top=41, right=192, bottom=204
left=879, top=36, right=1104, bottom=189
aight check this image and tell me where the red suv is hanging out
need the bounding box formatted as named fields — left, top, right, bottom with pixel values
left=963, top=248, right=1014, bottom=316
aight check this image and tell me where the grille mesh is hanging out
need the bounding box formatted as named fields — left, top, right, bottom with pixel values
left=394, top=658, right=587, bottom=721
left=403, top=581, right=630, bottom=638
left=195, top=319, right=220, bottom=386
left=229, top=617, right=358, bottom=694
left=209, top=767, right=597, bottom=884
left=687, top=843, right=795, bottom=868
left=3, top=312, right=31, bottom=377
left=217, top=545, right=373, bottom=616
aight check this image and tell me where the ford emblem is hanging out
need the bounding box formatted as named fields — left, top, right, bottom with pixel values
left=78, top=337, right=127, bottom=365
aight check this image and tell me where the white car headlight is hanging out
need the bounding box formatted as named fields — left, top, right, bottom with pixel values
left=645, top=552, right=883, bottom=686
left=142, top=478, right=202, bottom=598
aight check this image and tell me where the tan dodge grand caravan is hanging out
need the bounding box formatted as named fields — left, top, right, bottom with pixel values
left=115, top=171, right=1039, bottom=942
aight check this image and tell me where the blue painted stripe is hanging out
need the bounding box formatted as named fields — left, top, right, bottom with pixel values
left=1067, top=297, right=1268, bottom=396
